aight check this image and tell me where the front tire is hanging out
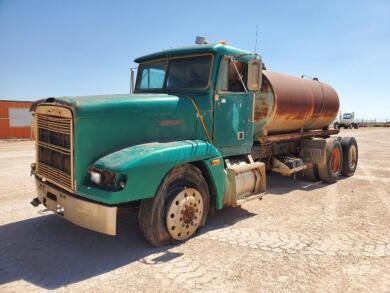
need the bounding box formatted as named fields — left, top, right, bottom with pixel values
left=138, top=164, right=210, bottom=247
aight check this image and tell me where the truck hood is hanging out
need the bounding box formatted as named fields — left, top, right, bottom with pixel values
left=35, top=93, right=202, bottom=190
left=38, top=93, right=184, bottom=119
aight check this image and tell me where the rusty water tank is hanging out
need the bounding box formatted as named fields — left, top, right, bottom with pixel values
left=253, top=70, right=340, bottom=137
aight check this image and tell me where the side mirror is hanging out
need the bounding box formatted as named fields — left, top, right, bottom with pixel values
left=247, top=58, right=263, bottom=91
left=130, top=68, right=135, bottom=94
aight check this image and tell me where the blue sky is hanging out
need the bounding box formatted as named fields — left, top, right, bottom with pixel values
left=0, top=0, right=389, bottom=119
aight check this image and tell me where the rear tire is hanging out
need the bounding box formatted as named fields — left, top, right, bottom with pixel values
left=303, top=163, right=319, bottom=181
left=138, top=164, right=210, bottom=247
left=340, top=137, right=358, bottom=177
left=317, top=138, right=343, bottom=184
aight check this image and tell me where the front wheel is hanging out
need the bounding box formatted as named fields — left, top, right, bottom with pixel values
left=138, top=164, right=210, bottom=247
left=166, top=187, right=204, bottom=241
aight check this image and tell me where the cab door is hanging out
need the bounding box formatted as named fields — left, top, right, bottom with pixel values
left=213, top=58, right=254, bottom=149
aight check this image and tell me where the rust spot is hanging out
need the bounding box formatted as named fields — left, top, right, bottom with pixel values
left=254, top=102, right=268, bottom=121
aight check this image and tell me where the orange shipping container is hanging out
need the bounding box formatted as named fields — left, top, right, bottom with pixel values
left=0, top=100, right=34, bottom=139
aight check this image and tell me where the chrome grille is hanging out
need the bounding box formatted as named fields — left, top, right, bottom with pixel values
left=36, top=113, right=73, bottom=191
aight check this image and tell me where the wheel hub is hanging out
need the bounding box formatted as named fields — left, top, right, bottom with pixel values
left=166, top=188, right=203, bottom=241
left=349, top=144, right=357, bottom=169
left=182, top=205, right=195, bottom=224
left=331, top=147, right=341, bottom=175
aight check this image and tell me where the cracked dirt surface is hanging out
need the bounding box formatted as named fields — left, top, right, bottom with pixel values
left=1, top=128, right=390, bottom=292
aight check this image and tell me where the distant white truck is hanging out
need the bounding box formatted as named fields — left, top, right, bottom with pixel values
left=334, top=112, right=359, bottom=129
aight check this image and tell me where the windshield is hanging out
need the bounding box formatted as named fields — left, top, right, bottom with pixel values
left=135, top=55, right=212, bottom=92
left=343, top=113, right=352, bottom=119
left=137, top=61, right=166, bottom=89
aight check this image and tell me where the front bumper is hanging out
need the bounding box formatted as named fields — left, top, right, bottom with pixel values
left=35, top=177, right=117, bottom=235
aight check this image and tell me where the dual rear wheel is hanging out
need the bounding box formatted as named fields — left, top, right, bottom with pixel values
left=304, top=137, right=358, bottom=183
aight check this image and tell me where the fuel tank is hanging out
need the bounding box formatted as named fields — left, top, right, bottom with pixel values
left=253, top=70, right=340, bottom=137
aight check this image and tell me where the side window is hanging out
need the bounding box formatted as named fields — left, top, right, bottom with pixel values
left=228, top=60, right=247, bottom=92
left=217, top=58, right=247, bottom=93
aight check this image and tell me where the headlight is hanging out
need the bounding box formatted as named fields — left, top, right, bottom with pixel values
left=88, top=168, right=116, bottom=189
left=87, top=168, right=127, bottom=190
left=90, top=170, right=102, bottom=184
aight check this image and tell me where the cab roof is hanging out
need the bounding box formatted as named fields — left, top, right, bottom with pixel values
left=134, top=43, right=253, bottom=63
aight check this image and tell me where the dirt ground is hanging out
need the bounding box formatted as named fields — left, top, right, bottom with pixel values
left=1, top=128, right=390, bottom=292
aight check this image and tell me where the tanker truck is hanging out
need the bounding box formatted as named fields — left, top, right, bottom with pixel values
left=30, top=41, right=358, bottom=246
left=334, top=111, right=360, bottom=129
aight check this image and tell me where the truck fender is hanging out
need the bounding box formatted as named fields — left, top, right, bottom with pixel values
left=89, top=140, right=224, bottom=206
left=300, top=138, right=327, bottom=165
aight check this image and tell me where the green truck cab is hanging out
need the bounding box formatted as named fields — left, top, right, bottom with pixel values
left=31, top=41, right=358, bottom=246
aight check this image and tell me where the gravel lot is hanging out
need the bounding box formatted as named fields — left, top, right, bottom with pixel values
left=1, top=128, right=390, bottom=292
